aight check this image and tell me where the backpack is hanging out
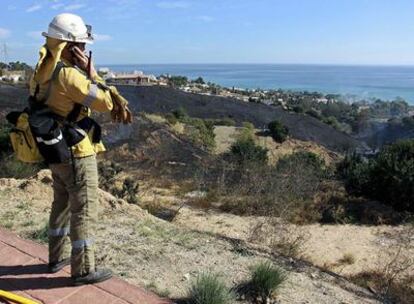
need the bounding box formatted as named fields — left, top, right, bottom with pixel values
left=6, top=62, right=86, bottom=164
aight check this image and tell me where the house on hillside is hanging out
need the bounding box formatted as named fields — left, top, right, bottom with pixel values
left=107, top=71, right=157, bottom=86
left=1, top=70, right=26, bottom=83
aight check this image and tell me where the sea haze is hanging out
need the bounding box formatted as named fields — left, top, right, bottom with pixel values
left=99, top=64, right=414, bottom=104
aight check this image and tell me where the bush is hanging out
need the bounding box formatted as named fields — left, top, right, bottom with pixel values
left=0, top=156, right=42, bottom=179
left=249, top=261, right=286, bottom=302
left=29, top=221, right=49, bottom=243
left=402, top=116, right=414, bottom=128
left=187, top=118, right=216, bottom=151
left=292, top=105, right=304, bottom=113
left=337, top=153, right=372, bottom=195
left=213, top=117, right=236, bottom=126
left=164, top=113, right=178, bottom=125
left=198, top=151, right=325, bottom=219
left=276, top=151, right=327, bottom=176
left=267, top=120, right=289, bottom=143
left=370, top=140, right=414, bottom=212
left=323, top=116, right=341, bottom=130
left=0, top=123, right=12, bottom=153
left=172, top=107, right=188, bottom=121
left=306, top=109, right=322, bottom=120
left=339, top=140, right=414, bottom=213
left=187, top=273, right=234, bottom=304
left=229, top=138, right=268, bottom=165
left=242, top=121, right=255, bottom=130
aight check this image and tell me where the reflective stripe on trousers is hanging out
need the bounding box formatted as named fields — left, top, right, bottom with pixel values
left=49, top=227, right=70, bottom=237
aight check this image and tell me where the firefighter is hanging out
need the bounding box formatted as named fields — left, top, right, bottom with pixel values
left=30, top=13, right=132, bottom=285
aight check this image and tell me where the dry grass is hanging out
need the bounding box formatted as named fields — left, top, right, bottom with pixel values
left=249, top=219, right=308, bottom=258
left=349, top=225, right=414, bottom=303
left=338, top=253, right=356, bottom=265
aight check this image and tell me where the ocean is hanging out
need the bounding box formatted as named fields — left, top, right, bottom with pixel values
left=100, top=64, right=414, bottom=104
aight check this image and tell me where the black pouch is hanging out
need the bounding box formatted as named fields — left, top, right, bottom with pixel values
left=28, top=110, right=71, bottom=164
left=62, top=124, right=87, bottom=147
left=76, top=117, right=102, bottom=143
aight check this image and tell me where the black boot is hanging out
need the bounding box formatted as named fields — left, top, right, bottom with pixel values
left=72, top=268, right=113, bottom=286
left=48, top=258, right=70, bottom=273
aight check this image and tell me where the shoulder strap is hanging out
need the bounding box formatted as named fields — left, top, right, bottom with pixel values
left=66, top=103, right=83, bottom=123
left=43, top=61, right=66, bottom=105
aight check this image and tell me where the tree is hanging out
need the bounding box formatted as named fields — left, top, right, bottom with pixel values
left=193, top=76, right=205, bottom=84
left=268, top=120, right=289, bottom=143
left=168, top=75, right=188, bottom=87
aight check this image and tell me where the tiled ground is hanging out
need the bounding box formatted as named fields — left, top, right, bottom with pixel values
left=0, top=228, right=172, bottom=304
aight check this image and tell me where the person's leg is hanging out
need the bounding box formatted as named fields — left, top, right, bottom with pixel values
left=48, top=165, right=71, bottom=268
left=67, top=155, right=98, bottom=277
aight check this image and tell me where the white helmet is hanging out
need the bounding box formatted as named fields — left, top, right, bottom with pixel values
left=42, top=13, right=94, bottom=44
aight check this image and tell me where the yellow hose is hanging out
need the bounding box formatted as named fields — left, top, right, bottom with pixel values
left=0, top=290, right=40, bottom=304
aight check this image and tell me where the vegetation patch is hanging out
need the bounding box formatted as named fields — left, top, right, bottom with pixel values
left=187, top=273, right=234, bottom=304
left=350, top=271, right=414, bottom=304
left=267, top=120, right=289, bottom=143
left=29, top=221, right=49, bottom=244
left=236, top=261, right=286, bottom=303
left=338, top=140, right=414, bottom=213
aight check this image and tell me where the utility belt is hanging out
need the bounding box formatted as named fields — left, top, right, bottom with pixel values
left=7, top=99, right=102, bottom=164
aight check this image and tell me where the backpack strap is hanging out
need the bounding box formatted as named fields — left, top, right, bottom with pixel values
left=43, top=61, right=66, bottom=105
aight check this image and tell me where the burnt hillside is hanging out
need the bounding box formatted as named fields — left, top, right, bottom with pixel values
left=118, top=85, right=363, bottom=152
left=0, top=83, right=364, bottom=152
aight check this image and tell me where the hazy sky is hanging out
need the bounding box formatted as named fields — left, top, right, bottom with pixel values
left=1, top=0, right=414, bottom=65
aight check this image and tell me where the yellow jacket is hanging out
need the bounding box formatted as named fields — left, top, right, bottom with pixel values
left=46, top=59, right=113, bottom=157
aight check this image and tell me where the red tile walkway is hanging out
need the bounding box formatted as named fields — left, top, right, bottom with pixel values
left=0, top=228, right=173, bottom=304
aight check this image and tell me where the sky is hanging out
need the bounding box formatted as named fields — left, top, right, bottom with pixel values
left=1, top=0, right=414, bottom=65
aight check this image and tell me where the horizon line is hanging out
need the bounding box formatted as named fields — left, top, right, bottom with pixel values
left=96, top=62, right=414, bottom=68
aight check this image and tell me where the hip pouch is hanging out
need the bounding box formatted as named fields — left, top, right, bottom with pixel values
left=6, top=111, right=44, bottom=163
left=28, top=109, right=71, bottom=164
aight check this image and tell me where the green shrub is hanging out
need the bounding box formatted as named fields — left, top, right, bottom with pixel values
left=30, top=221, right=49, bottom=243
left=164, top=113, right=178, bottom=125
left=338, top=140, right=414, bottom=213
left=337, top=153, right=372, bottom=195
left=187, top=118, right=216, bottom=151
left=249, top=261, right=286, bottom=302
left=0, top=156, right=42, bottom=178
left=242, top=121, right=255, bottom=130
left=277, top=151, right=326, bottom=174
left=306, top=109, right=322, bottom=120
left=188, top=273, right=234, bottom=304
left=169, top=75, right=188, bottom=87
left=323, top=116, right=341, bottom=130
left=213, top=118, right=236, bottom=126
left=268, top=120, right=289, bottom=143
left=0, top=124, right=12, bottom=153
left=229, top=138, right=268, bottom=165
left=172, top=106, right=188, bottom=121
left=402, top=116, right=414, bottom=128
left=370, top=140, right=414, bottom=212
left=292, top=105, right=304, bottom=113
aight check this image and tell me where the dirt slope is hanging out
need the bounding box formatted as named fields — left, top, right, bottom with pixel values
left=0, top=171, right=379, bottom=303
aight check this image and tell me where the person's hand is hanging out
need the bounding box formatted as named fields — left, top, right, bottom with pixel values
left=72, top=46, right=96, bottom=78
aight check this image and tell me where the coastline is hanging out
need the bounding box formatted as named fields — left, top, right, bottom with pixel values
left=97, top=63, right=414, bottom=104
